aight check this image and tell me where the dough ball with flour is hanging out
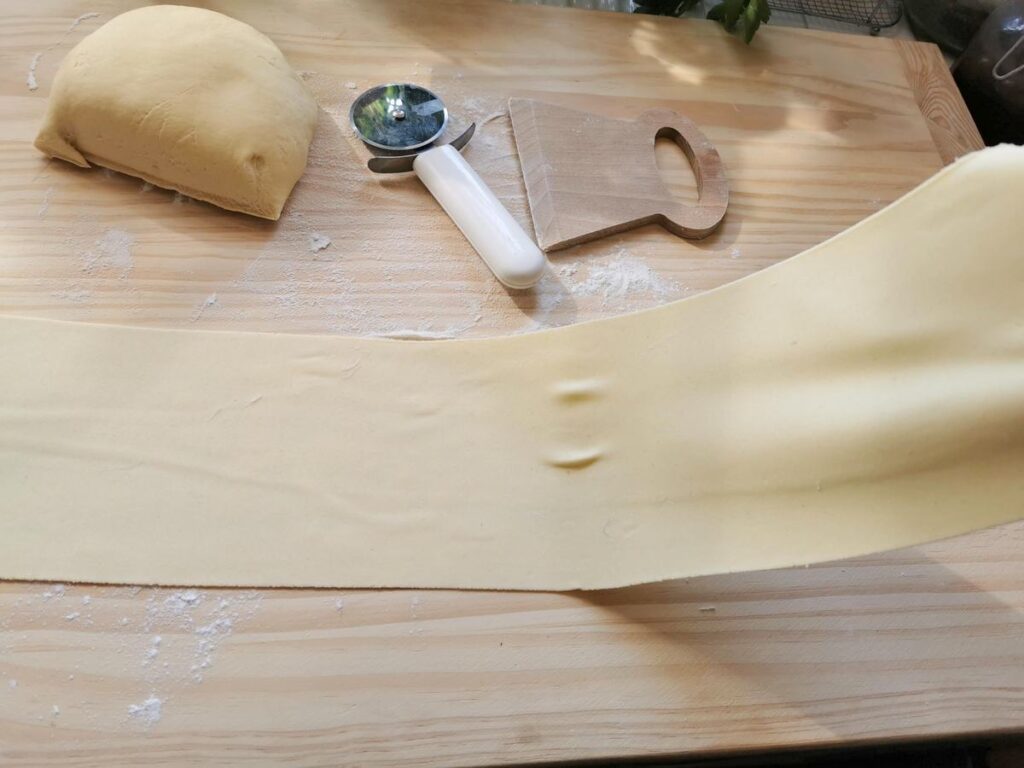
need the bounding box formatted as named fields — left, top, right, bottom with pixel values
left=34, top=5, right=318, bottom=220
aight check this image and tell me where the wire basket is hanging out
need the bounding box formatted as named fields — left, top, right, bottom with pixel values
left=768, top=0, right=902, bottom=32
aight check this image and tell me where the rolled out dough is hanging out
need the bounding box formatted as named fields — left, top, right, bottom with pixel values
left=2, top=147, right=1023, bottom=590
left=33, top=5, right=317, bottom=220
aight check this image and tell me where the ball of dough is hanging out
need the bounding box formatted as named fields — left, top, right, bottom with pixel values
left=34, top=5, right=318, bottom=220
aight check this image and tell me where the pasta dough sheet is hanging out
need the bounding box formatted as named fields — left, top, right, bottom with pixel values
left=2, top=147, right=1023, bottom=590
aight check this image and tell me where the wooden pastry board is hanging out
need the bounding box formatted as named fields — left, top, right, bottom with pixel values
left=3, top=2, right=1020, bottom=766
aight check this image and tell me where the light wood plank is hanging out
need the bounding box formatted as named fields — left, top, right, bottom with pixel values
left=2, top=523, right=1023, bottom=766
left=895, top=39, right=985, bottom=164
left=0, top=2, right=1006, bottom=766
left=1, top=0, right=951, bottom=338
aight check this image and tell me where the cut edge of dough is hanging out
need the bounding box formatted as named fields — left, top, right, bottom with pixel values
left=77, top=150, right=285, bottom=220
left=34, top=128, right=89, bottom=169
left=33, top=132, right=287, bottom=218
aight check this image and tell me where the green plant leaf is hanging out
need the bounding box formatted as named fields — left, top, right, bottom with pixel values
left=720, top=0, right=745, bottom=30
left=704, top=0, right=770, bottom=41
left=742, top=0, right=761, bottom=43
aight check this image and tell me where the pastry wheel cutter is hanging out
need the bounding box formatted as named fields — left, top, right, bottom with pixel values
left=350, top=83, right=545, bottom=289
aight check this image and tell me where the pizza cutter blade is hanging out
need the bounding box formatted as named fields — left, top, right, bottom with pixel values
left=350, top=83, right=546, bottom=290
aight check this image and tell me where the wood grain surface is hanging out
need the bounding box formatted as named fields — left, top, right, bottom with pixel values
left=509, top=98, right=729, bottom=250
left=2, top=1, right=1014, bottom=766
left=0, top=0, right=972, bottom=339
left=895, top=39, right=986, bottom=165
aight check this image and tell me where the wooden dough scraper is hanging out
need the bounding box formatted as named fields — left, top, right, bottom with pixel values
left=508, top=98, right=730, bottom=253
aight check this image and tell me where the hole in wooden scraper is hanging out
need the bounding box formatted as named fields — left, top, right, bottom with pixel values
left=654, top=135, right=698, bottom=206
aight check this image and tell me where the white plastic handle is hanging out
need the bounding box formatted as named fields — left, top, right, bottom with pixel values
left=413, top=144, right=546, bottom=289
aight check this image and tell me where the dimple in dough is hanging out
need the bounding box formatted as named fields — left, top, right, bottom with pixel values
left=33, top=5, right=318, bottom=220
left=1, top=147, right=1022, bottom=590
